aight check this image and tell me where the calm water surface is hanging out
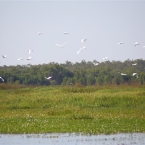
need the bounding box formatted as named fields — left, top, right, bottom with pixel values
left=0, top=133, right=145, bottom=145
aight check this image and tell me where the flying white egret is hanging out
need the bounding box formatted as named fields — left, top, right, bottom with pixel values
left=93, top=62, right=99, bottom=66
left=27, top=56, right=31, bottom=60
left=37, top=32, right=42, bottom=35
left=117, top=42, right=124, bottom=44
left=81, top=46, right=86, bottom=50
left=77, top=50, right=82, bottom=54
left=142, top=46, right=145, bottom=48
left=132, top=73, right=137, bottom=76
left=28, top=50, right=33, bottom=54
left=45, top=76, right=52, bottom=80
left=0, top=77, right=4, bottom=82
left=79, top=46, right=86, bottom=52
left=17, top=58, right=24, bottom=60
left=64, top=32, right=69, bottom=34
left=55, top=42, right=67, bottom=48
left=132, top=63, right=137, bottom=66
left=2, top=55, right=7, bottom=58
left=121, top=73, right=127, bottom=76
left=77, top=46, right=86, bottom=54
left=103, top=57, right=108, bottom=61
left=134, top=42, right=139, bottom=46
left=81, top=38, right=87, bottom=42
left=132, top=73, right=138, bottom=78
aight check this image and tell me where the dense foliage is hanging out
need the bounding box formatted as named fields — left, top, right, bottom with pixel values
left=0, top=59, right=145, bottom=86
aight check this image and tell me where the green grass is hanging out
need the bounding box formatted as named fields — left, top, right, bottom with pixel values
left=0, top=84, right=145, bottom=134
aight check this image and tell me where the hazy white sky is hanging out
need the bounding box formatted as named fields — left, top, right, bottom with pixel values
left=0, top=0, right=145, bottom=66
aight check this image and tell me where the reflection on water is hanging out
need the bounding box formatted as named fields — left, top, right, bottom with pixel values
left=0, top=133, right=145, bottom=145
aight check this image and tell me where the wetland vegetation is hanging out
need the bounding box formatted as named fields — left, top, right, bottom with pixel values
left=0, top=84, right=145, bottom=134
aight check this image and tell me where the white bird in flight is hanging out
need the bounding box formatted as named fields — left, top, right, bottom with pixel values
left=0, top=77, right=4, bottom=82
left=77, top=50, right=82, bottom=54
left=17, top=58, right=24, bottom=60
left=37, top=32, right=42, bottom=35
left=28, top=50, right=33, bottom=54
left=117, top=42, right=124, bottom=44
left=93, top=62, right=99, bottom=66
left=121, top=73, right=127, bottom=76
left=55, top=42, right=67, bottom=48
left=80, top=46, right=86, bottom=51
left=27, top=56, right=31, bottom=60
left=2, top=55, right=7, bottom=58
left=142, top=46, right=145, bottom=48
left=134, top=42, right=139, bottom=46
left=81, top=38, right=87, bottom=42
left=103, top=57, right=108, bottom=61
left=77, top=46, right=86, bottom=54
left=64, top=32, right=69, bottom=34
left=132, top=63, right=137, bottom=66
left=132, top=73, right=138, bottom=78
left=45, top=76, right=52, bottom=80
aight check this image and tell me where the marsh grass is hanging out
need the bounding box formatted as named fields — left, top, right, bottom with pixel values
left=0, top=84, right=145, bottom=134
left=0, top=83, right=25, bottom=90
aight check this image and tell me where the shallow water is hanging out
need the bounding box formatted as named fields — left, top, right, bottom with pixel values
left=0, top=133, right=145, bottom=145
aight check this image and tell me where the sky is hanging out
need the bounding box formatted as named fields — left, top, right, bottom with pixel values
left=0, top=0, right=145, bottom=66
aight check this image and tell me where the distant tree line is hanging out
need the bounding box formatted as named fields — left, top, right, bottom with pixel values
left=0, top=59, right=145, bottom=86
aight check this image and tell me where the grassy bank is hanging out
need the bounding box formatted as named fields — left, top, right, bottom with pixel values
left=0, top=84, right=145, bottom=134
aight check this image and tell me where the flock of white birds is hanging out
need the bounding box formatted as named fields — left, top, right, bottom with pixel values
left=116, top=42, right=139, bottom=79
left=0, top=31, right=144, bottom=82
